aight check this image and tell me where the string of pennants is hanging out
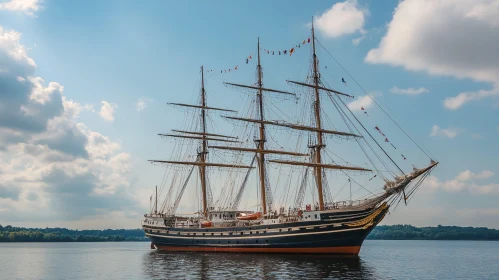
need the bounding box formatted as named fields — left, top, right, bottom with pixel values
left=359, top=104, right=406, bottom=161
left=204, top=54, right=254, bottom=74
left=263, top=37, right=311, bottom=56
left=374, top=125, right=407, bottom=161
left=204, top=36, right=314, bottom=75
left=203, top=36, right=351, bottom=89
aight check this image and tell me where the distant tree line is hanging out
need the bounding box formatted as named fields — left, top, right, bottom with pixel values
left=2, top=224, right=499, bottom=242
left=0, top=225, right=148, bottom=242
left=368, top=225, right=499, bottom=240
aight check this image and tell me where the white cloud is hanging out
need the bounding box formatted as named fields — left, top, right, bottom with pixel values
left=390, top=86, right=429, bottom=95
left=430, top=125, right=460, bottom=139
left=352, top=35, right=366, bottom=46
left=444, top=88, right=499, bottom=110
left=315, top=0, right=367, bottom=38
left=455, top=170, right=494, bottom=181
left=365, top=0, right=499, bottom=109
left=0, top=26, right=36, bottom=71
left=136, top=97, right=152, bottom=112
left=99, top=101, right=117, bottom=122
left=426, top=170, right=498, bottom=194
left=347, top=95, right=372, bottom=111
left=27, top=77, right=63, bottom=104
left=62, top=96, right=94, bottom=120
left=0, top=0, right=42, bottom=16
left=0, top=24, right=141, bottom=226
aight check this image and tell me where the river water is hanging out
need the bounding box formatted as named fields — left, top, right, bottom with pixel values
left=1, top=240, right=498, bottom=279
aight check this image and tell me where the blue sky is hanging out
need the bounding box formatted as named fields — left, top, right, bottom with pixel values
left=1, top=0, right=498, bottom=229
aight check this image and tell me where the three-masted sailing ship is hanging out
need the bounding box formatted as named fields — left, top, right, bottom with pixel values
left=142, top=21, right=438, bottom=255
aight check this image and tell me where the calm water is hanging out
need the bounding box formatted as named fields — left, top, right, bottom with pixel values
left=1, top=240, right=498, bottom=279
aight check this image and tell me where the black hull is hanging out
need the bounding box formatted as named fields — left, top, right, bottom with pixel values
left=144, top=203, right=388, bottom=255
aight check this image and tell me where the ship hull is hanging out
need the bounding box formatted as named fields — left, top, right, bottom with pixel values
left=144, top=203, right=388, bottom=255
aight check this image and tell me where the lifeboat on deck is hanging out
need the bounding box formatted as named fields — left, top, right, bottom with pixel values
left=201, top=221, right=213, bottom=228
left=237, top=212, right=262, bottom=221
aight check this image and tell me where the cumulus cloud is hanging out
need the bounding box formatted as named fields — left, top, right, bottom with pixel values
left=390, top=86, right=429, bottom=95
left=0, top=0, right=42, bottom=16
left=426, top=170, right=498, bottom=194
left=444, top=88, right=499, bottom=110
left=347, top=95, right=372, bottom=111
left=430, top=125, right=460, bottom=139
left=315, top=0, right=367, bottom=38
left=99, top=101, right=117, bottom=122
left=62, top=96, right=94, bottom=120
left=136, top=97, right=152, bottom=112
left=0, top=26, right=36, bottom=72
left=455, top=170, right=494, bottom=181
left=365, top=0, right=499, bottom=109
left=0, top=25, right=140, bottom=226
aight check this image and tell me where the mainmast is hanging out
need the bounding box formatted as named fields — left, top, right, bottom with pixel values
left=256, top=38, right=268, bottom=215
left=199, top=66, right=209, bottom=217
left=311, top=19, right=325, bottom=211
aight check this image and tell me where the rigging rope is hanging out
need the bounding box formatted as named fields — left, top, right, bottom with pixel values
left=315, top=38, right=434, bottom=161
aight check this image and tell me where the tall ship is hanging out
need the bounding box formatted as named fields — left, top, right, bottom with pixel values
left=142, top=21, right=438, bottom=255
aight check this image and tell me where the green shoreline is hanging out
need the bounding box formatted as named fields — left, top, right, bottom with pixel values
left=1, top=224, right=498, bottom=242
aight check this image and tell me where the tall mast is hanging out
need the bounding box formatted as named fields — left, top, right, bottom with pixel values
left=256, top=38, right=267, bottom=214
left=311, top=18, right=325, bottom=211
left=155, top=185, right=158, bottom=214
left=199, top=66, right=208, bottom=217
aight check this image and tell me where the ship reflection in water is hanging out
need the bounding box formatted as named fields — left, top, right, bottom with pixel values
left=142, top=251, right=379, bottom=279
